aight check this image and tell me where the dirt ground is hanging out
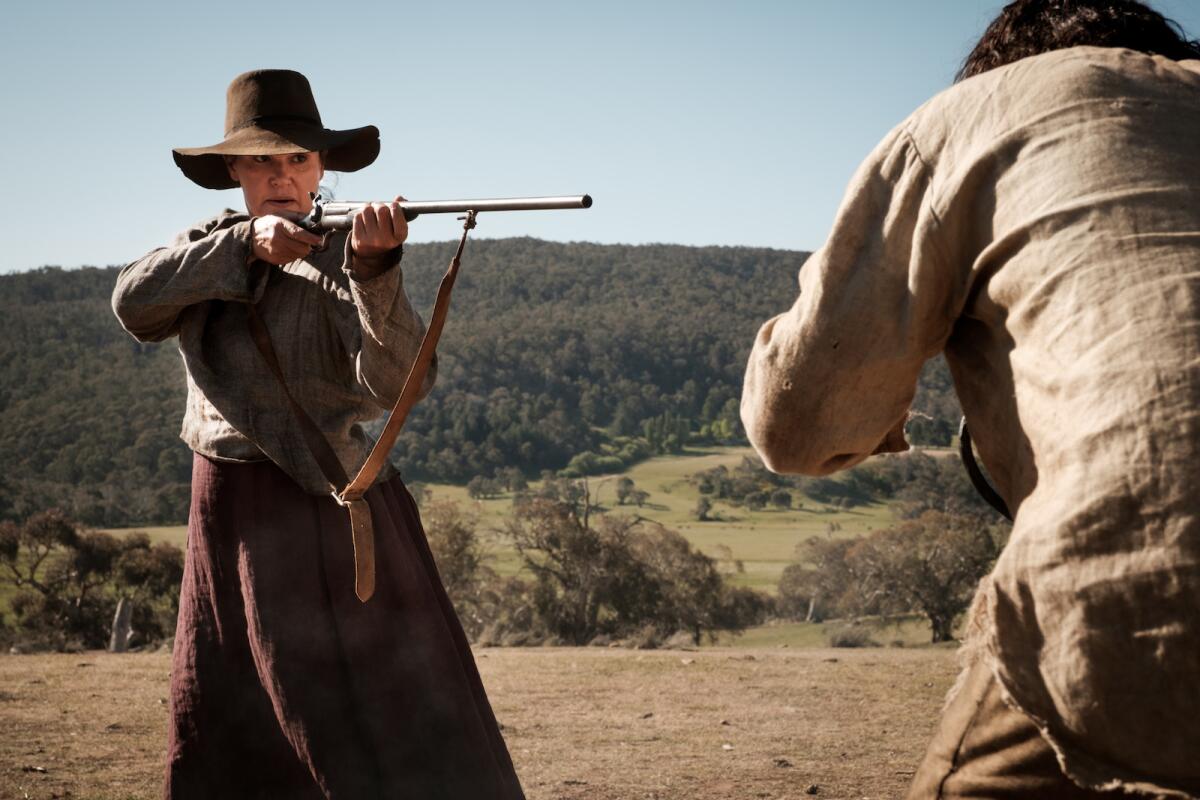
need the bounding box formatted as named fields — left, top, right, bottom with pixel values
left=0, top=646, right=958, bottom=800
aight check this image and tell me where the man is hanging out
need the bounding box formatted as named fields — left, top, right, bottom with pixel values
left=741, top=2, right=1200, bottom=797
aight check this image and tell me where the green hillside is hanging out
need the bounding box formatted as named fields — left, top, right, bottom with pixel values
left=1, top=239, right=962, bottom=528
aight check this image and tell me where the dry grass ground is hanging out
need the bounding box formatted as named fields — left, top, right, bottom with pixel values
left=0, top=646, right=958, bottom=800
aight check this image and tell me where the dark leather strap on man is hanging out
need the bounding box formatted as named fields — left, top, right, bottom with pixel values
left=958, top=417, right=1013, bottom=521
left=249, top=211, right=478, bottom=602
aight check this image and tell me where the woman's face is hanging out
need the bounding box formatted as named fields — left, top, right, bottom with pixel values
left=225, top=152, right=324, bottom=217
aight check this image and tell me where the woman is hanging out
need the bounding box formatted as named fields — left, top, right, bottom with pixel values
left=113, top=69, right=525, bottom=800
left=741, top=1, right=1200, bottom=798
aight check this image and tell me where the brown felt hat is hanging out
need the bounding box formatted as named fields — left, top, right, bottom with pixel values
left=172, top=69, right=379, bottom=190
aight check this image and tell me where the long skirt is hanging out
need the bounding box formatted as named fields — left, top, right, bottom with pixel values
left=165, top=453, right=525, bottom=800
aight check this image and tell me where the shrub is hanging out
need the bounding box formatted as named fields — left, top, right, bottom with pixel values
left=744, top=491, right=768, bottom=511
left=496, top=467, right=528, bottom=492
left=825, top=624, right=878, bottom=648
left=769, top=489, right=793, bottom=509
left=0, top=511, right=182, bottom=650
left=615, top=477, right=635, bottom=505
left=561, top=451, right=625, bottom=478
left=466, top=475, right=504, bottom=499
left=628, top=624, right=662, bottom=650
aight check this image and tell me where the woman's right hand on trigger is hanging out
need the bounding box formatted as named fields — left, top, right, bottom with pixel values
left=250, top=215, right=325, bottom=265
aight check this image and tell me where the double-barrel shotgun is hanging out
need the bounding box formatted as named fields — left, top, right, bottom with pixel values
left=298, top=193, right=593, bottom=230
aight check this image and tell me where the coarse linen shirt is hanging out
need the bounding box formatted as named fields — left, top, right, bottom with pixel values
left=112, top=211, right=433, bottom=497
left=741, top=47, right=1200, bottom=797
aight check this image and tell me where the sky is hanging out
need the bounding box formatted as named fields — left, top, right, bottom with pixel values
left=3, top=0, right=1200, bottom=273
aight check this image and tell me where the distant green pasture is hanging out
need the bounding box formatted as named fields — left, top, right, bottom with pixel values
left=99, top=525, right=189, bottom=548
left=101, top=447, right=906, bottom=597
left=88, top=449, right=952, bottom=648
left=417, top=447, right=897, bottom=593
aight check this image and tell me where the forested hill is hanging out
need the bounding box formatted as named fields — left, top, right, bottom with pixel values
left=0, top=238, right=960, bottom=527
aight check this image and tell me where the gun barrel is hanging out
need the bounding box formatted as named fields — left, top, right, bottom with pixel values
left=313, top=194, right=592, bottom=229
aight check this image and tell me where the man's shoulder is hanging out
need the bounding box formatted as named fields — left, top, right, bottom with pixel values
left=925, top=46, right=1199, bottom=117
left=982, top=46, right=1195, bottom=97
left=899, top=46, right=1200, bottom=166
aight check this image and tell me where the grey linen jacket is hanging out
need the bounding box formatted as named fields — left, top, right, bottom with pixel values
left=112, top=211, right=434, bottom=497
left=742, top=47, right=1200, bottom=797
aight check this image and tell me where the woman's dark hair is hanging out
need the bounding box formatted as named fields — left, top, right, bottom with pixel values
left=958, top=0, right=1200, bottom=81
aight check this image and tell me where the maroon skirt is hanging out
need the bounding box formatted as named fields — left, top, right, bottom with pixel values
left=166, top=453, right=525, bottom=800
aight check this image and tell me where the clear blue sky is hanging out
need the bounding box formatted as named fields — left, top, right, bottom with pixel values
left=3, top=0, right=1199, bottom=272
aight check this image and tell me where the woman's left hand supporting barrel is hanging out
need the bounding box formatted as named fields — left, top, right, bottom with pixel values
left=351, top=196, right=408, bottom=280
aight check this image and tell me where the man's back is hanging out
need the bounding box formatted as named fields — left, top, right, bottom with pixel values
left=741, top=46, right=1200, bottom=794
left=935, top=46, right=1200, bottom=791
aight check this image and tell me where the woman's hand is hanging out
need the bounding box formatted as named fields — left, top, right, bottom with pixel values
left=351, top=197, right=409, bottom=279
left=249, top=215, right=325, bottom=265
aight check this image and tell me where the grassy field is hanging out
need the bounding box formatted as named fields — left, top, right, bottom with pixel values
left=103, top=448, right=909, bottom=594
left=93, top=447, right=951, bottom=646
left=717, top=617, right=947, bottom=649
left=0, top=645, right=959, bottom=800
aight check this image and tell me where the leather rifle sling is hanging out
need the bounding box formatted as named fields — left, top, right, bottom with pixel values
left=249, top=212, right=477, bottom=602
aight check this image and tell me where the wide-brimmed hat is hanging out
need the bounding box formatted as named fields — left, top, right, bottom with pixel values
left=172, top=69, right=379, bottom=190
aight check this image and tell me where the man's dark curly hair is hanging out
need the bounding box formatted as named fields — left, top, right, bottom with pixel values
left=958, top=0, right=1200, bottom=81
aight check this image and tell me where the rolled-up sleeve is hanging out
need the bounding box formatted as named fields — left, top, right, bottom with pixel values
left=741, top=125, right=962, bottom=475
left=342, top=239, right=437, bottom=408
left=112, top=215, right=267, bottom=342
